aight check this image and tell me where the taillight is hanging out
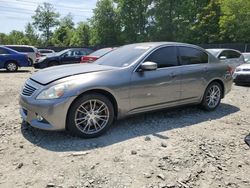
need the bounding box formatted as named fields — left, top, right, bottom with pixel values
left=81, top=56, right=88, bottom=63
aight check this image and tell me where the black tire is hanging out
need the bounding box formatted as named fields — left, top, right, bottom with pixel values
left=67, top=93, right=115, bottom=138
left=28, top=58, right=33, bottom=66
left=6, top=61, right=18, bottom=72
left=201, top=82, right=222, bottom=111
left=48, top=61, right=59, bottom=67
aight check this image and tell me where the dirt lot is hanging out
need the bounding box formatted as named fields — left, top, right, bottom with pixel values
left=0, top=67, right=249, bottom=188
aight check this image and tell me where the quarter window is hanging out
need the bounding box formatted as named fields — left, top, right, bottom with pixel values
left=179, top=47, right=208, bottom=65
left=219, top=50, right=241, bottom=59
left=6, top=46, right=34, bottom=52
left=145, top=47, right=178, bottom=68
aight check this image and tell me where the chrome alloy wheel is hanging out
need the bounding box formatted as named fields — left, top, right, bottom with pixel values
left=206, top=85, right=221, bottom=108
left=7, top=62, right=17, bottom=72
left=74, top=99, right=110, bottom=134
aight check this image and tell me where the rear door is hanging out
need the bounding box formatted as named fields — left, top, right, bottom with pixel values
left=177, top=46, right=209, bottom=103
left=218, top=50, right=243, bottom=69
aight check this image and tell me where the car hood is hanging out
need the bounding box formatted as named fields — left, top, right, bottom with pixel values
left=238, top=63, right=250, bottom=69
left=31, top=63, right=116, bottom=85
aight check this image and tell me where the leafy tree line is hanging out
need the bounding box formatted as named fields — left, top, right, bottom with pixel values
left=0, top=0, right=250, bottom=47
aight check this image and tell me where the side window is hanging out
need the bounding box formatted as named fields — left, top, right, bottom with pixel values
left=79, top=50, right=87, bottom=55
left=8, top=46, right=34, bottom=52
left=64, top=51, right=73, bottom=57
left=0, top=48, right=9, bottom=54
left=219, top=51, right=228, bottom=58
left=227, top=51, right=241, bottom=59
left=179, top=47, right=208, bottom=65
left=145, top=47, right=178, bottom=68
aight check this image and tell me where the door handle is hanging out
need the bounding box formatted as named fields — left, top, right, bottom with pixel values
left=204, top=67, right=209, bottom=72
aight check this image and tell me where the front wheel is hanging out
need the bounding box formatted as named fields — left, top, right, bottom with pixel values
left=201, top=82, right=222, bottom=111
left=67, top=93, right=115, bottom=138
left=6, top=62, right=18, bottom=72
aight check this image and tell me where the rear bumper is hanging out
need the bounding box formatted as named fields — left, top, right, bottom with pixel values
left=233, top=73, right=250, bottom=83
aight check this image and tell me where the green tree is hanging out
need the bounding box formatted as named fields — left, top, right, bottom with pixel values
left=191, top=0, right=221, bottom=43
left=32, top=2, right=60, bottom=45
left=220, top=0, right=250, bottom=42
left=115, top=0, right=152, bottom=43
left=90, top=0, right=119, bottom=45
left=61, top=14, right=74, bottom=29
left=52, top=14, right=75, bottom=46
left=7, top=30, right=28, bottom=45
left=25, top=23, right=40, bottom=45
left=0, top=33, right=9, bottom=44
left=70, top=22, right=90, bottom=46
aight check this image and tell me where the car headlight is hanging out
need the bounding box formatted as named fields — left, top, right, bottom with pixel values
left=36, top=81, right=78, bottom=100
left=235, top=67, right=242, bottom=72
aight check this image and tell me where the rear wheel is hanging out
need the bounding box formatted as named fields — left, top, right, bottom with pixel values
left=6, top=61, right=18, bottom=72
left=201, top=82, right=222, bottom=111
left=67, top=93, right=114, bottom=138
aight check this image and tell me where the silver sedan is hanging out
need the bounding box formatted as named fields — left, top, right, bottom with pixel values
left=233, top=54, right=250, bottom=84
left=20, top=42, right=233, bottom=138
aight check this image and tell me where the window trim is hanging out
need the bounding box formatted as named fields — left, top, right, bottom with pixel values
left=177, top=45, right=209, bottom=66
left=134, top=45, right=180, bottom=72
left=219, top=50, right=241, bottom=59
left=134, top=45, right=210, bottom=72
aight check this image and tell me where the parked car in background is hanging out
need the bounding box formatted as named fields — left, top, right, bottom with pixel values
left=80, top=48, right=115, bottom=63
left=5, top=45, right=39, bottom=65
left=38, top=49, right=55, bottom=57
left=0, top=46, right=30, bottom=72
left=34, top=48, right=94, bottom=68
left=206, top=49, right=245, bottom=70
left=20, top=42, right=233, bottom=138
left=233, top=56, right=250, bottom=85
left=243, top=53, right=250, bottom=63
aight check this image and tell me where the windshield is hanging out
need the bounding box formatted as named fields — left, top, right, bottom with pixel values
left=57, top=49, right=69, bottom=56
left=90, top=48, right=113, bottom=57
left=94, top=44, right=151, bottom=67
left=243, top=53, right=250, bottom=63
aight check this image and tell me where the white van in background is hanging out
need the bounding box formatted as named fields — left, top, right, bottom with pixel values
left=5, top=45, right=39, bottom=65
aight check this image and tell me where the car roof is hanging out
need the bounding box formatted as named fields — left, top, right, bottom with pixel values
left=122, top=42, right=206, bottom=51
left=5, top=45, right=37, bottom=51
left=206, top=48, right=241, bottom=52
left=38, top=49, right=54, bottom=51
left=0, top=46, right=19, bottom=53
left=68, top=48, right=91, bottom=50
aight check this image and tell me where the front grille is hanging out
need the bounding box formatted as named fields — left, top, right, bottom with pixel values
left=243, top=68, right=250, bottom=72
left=22, top=82, right=37, bottom=96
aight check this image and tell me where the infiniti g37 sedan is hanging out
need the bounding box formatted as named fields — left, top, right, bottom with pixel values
left=19, top=42, right=233, bottom=138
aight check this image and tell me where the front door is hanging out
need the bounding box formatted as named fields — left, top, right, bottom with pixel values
left=129, top=46, right=181, bottom=113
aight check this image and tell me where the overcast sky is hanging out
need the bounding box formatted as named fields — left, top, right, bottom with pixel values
left=0, top=0, right=97, bottom=34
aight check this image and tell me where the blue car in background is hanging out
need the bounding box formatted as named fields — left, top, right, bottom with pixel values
left=0, top=46, right=31, bottom=72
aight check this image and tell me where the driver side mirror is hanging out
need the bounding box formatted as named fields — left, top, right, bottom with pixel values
left=140, top=61, right=157, bottom=71
left=219, top=56, right=227, bottom=60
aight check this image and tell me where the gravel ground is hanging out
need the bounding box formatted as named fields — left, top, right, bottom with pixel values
left=0, top=67, right=249, bottom=188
